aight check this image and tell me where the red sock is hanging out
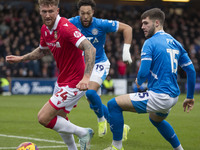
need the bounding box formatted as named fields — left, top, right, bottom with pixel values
left=46, top=116, right=57, bottom=129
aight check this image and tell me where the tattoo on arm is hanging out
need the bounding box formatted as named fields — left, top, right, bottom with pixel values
left=79, top=39, right=96, bottom=75
left=22, top=47, right=50, bottom=61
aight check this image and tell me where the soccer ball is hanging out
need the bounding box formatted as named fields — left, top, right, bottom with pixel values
left=16, top=142, right=39, bottom=150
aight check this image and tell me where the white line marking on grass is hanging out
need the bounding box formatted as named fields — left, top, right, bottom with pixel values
left=0, top=134, right=81, bottom=149
left=0, top=145, right=67, bottom=149
left=38, top=145, right=67, bottom=148
left=0, top=134, right=64, bottom=144
left=0, top=147, right=16, bottom=150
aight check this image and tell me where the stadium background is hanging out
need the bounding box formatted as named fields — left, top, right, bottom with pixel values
left=0, top=1, right=200, bottom=150
left=0, top=0, right=200, bottom=94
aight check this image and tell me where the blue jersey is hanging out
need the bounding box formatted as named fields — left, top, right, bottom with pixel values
left=138, top=31, right=193, bottom=97
left=69, top=16, right=119, bottom=63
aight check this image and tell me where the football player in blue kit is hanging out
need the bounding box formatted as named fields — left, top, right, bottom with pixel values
left=105, top=8, right=196, bottom=150
left=69, top=0, right=132, bottom=138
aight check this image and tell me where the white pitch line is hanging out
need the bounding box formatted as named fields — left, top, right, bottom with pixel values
left=0, top=134, right=81, bottom=149
left=0, top=145, right=67, bottom=150
left=0, top=134, right=64, bottom=144
left=38, top=145, right=68, bottom=148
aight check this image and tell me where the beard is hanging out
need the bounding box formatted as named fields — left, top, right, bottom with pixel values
left=146, top=25, right=155, bottom=39
left=80, top=18, right=92, bottom=28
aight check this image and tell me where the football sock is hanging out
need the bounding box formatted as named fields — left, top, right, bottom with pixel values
left=97, top=116, right=106, bottom=122
left=102, top=104, right=109, bottom=122
left=97, top=104, right=109, bottom=122
left=86, top=89, right=104, bottom=118
left=149, top=118, right=181, bottom=148
left=59, top=133, right=77, bottom=150
left=112, top=140, right=123, bottom=149
left=107, top=98, right=124, bottom=141
left=48, top=115, right=87, bottom=138
left=174, top=144, right=184, bottom=150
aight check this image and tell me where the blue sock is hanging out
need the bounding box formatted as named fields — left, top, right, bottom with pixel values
left=86, top=89, right=103, bottom=118
left=107, top=98, right=124, bottom=141
left=102, top=104, right=109, bottom=122
left=149, top=118, right=181, bottom=148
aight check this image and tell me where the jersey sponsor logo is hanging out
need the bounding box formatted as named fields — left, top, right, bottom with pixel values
left=45, top=31, right=47, bottom=36
left=46, top=42, right=61, bottom=48
left=74, top=31, right=82, bottom=38
left=86, top=37, right=99, bottom=44
left=92, top=28, right=98, bottom=35
left=93, top=37, right=99, bottom=44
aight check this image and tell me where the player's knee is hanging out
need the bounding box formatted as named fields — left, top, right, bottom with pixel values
left=37, top=113, right=48, bottom=126
left=107, top=98, right=122, bottom=112
left=85, top=89, right=97, bottom=103
left=149, top=117, right=161, bottom=127
left=86, top=89, right=96, bottom=98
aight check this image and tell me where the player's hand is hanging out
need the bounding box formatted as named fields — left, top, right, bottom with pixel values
left=122, top=51, right=132, bottom=64
left=135, top=78, right=140, bottom=88
left=122, top=44, right=132, bottom=64
left=76, top=75, right=90, bottom=91
left=183, top=98, right=194, bottom=113
left=6, top=55, right=23, bottom=64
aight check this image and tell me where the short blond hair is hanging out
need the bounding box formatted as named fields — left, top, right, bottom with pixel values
left=38, top=0, right=60, bottom=7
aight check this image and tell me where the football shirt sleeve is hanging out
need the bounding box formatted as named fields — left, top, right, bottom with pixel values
left=137, top=40, right=152, bottom=86
left=39, top=29, right=49, bottom=49
left=102, top=19, right=119, bottom=33
left=63, top=23, right=86, bottom=48
left=179, top=53, right=196, bottom=99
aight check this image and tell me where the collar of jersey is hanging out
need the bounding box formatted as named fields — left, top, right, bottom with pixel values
left=46, top=15, right=61, bottom=32
left=155, top=30, right=165, bottom=35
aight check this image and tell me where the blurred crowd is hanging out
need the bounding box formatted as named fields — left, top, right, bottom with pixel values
left=0, top=2, right=200, bottom=81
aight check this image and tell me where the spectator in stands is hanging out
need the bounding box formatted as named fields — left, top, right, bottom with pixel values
left=0, top=1, right=200, bottom=80
left=102, top=75, right=114, bottom=95
left=0, top=76, right=11, bottom=96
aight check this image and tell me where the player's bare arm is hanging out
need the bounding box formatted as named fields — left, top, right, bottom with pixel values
left=21, top=47, right=50, bottom=61
left=78, top=39, right=96, bottom=76
left=77, top=39, right=96, bottom=90
left=118, top=22, right=132, bottom=44
left=6, top=47, right=50, bottom=64
left=118, top=22, right=133, bottom=64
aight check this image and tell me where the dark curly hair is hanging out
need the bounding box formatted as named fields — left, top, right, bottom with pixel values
left=77, top=0, right=96, bottom=10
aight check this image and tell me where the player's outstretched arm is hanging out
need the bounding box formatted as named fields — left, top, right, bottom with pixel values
left=181, top=61, right=196, bottom=113
left=183, top=99, right=195, bottom=113
left=6, top=47, right=50, bottom=64
left=118, top=22, right=133, bottom=64
left=77, top=39, right=96, bottom=91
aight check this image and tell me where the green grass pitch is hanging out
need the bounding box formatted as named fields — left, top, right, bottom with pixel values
left=0, top=94, right=199, bottom=150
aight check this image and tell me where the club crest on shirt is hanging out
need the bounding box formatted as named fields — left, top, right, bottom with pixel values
left=92, top=28, right=98, bottom=35
left=54, top=31, right=58, bottom=39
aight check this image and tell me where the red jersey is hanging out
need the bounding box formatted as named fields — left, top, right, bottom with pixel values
left=40, top=15, right=86, bottom=88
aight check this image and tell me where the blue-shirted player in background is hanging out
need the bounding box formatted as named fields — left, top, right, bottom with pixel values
left=69, top=0, right=132, bottom=138
left=105, top=8, right=196, bottom=150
